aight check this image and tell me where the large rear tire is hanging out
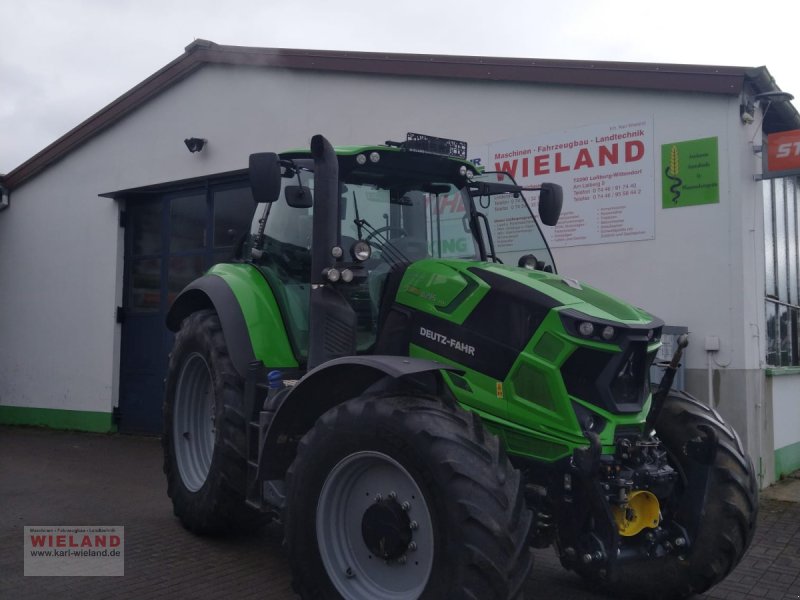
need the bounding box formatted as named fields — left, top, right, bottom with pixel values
left=162, top=309, right=265, bottom=533
left=285, top=394, right=532, bottom=599
left=603, top=390, right=758, bottom=599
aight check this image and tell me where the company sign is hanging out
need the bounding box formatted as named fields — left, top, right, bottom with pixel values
left=487, top=118, right=654, bottom=248
left=763, top=129, right=800, bottom=179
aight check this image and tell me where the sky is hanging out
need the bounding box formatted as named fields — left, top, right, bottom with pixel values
left=1, top=0, right=798, bottom=174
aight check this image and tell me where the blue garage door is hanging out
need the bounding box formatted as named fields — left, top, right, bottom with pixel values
left=118, top=178, right=253, bottom=433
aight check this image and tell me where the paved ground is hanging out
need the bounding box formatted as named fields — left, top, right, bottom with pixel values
left=1, top=426, right=798, bottom=599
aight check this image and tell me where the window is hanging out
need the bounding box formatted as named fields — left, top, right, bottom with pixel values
left=764, top=176, right=800, bottom=366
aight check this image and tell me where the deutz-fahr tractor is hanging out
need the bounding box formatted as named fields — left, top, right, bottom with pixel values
left=163, top=133, right=757, bottom=599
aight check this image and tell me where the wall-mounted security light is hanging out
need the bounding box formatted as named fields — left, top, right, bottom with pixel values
left=0, top=184, right=9, bottom=211
left=742, top=90, right=794, bottom=127
left=740, top=98, right=755, bottom=124
left=184, top=137, right=207, bottom=153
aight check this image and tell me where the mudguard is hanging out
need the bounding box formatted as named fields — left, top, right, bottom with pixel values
left=259, top=355, right=462, bottom=479
left=166, top=263, right=298, bottom=378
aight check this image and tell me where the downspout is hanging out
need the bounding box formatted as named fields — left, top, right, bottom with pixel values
left=706, top=350, right=714, bottom=409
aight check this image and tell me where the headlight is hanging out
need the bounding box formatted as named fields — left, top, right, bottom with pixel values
left=559, top=308, right=664, bottom=345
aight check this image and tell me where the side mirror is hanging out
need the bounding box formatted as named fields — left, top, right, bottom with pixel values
left=538, top=183, right=563, bottom=226
left=285, top=185, right=313, bottom=208
left=249, top=153, right=282, bottom=204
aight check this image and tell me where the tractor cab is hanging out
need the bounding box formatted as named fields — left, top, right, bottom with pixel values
left=246, top=133, right=562, bottom=367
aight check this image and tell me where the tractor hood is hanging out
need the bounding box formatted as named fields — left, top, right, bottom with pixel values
left=397, top=259, right=659, bottom=328
left=475, top=263, right=656, bottom=325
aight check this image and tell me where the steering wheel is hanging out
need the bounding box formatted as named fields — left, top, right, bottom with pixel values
left=364, top=226, right=409, bottom=244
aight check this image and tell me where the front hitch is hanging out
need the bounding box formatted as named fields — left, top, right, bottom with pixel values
left=557, top=432, right=622, bottom=579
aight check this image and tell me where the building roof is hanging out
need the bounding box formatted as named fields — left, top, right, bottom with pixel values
left=5, top=39, right=799, bottom=190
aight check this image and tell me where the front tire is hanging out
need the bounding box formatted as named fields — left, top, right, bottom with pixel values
left=604, top=390, right=758, bottom=599
left=162, top=309, right=264, bottom=533
left=285, top=394, right=532, bottom=599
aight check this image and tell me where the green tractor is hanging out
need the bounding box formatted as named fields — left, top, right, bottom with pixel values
left=163, top=133, right=757, bottom=599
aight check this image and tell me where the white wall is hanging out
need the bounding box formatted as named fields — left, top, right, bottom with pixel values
left=0, top=63, right=765, bottom=423
left=0, top=159, right=123, bottom=412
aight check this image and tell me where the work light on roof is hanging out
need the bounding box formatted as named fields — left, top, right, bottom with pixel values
left=456, top=165, right=475, bottom=179
left=356, top=154, right=367, bottom=165
left=369, top=152, right=380, bottom=163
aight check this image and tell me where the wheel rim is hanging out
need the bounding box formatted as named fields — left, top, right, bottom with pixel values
left=173, top=352, right=215, bottom=492
left=316, top=451, right=434, bottom=600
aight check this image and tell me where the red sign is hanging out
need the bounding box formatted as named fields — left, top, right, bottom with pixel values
left=766, top=129, right=800, bottom=174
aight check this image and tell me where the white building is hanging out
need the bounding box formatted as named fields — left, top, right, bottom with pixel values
left=1, top=40, right=798, bottom=486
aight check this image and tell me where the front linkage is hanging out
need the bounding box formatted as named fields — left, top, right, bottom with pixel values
left=526, top=336, right=703, bottom=579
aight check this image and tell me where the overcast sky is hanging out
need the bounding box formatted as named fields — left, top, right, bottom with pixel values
left=1, top=0, right=798, bottom=174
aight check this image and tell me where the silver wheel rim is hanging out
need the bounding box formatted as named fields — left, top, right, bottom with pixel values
left=316, top=451, right=434, bottom=600
left=173, top=352, right=215, bottom=492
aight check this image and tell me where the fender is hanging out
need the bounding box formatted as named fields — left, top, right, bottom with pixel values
left=166, top=263, right=298, bottom=378
left=258, top=355, right=463, bottom=479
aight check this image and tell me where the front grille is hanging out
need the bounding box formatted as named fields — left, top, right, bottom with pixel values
left=560, top=342, right=656, bottom=414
